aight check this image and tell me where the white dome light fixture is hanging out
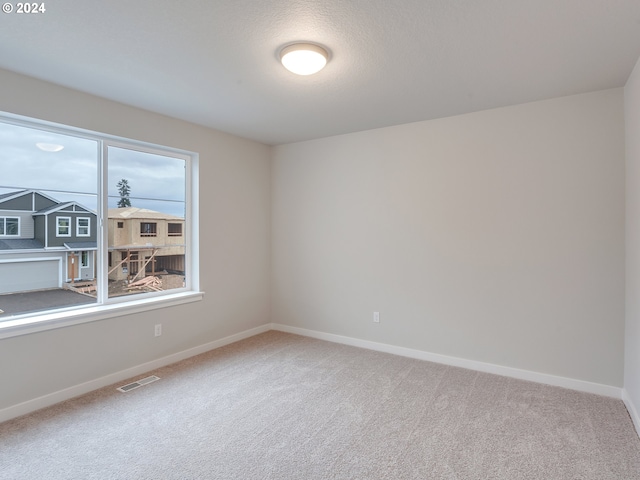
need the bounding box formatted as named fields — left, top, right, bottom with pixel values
left=280, top=43, right=328, bottom=76
left=36, top=142, right=64, bottom=152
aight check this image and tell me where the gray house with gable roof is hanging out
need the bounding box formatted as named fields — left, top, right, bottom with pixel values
left=0, top=190, right=97, bottom=294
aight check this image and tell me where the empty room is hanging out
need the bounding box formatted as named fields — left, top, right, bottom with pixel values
left=1, top=1, right=640, bottom=478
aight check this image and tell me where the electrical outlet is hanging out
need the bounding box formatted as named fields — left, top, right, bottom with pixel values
left=373, top=312, right=380, bottom=323
left=154, top=324, right=162, bottom=337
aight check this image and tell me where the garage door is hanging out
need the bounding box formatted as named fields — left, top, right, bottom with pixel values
left=0, top=260, right=60, bottom=294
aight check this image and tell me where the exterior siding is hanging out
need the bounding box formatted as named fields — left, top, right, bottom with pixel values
left=48, top=214, right=66, bottom=247
left=17, top=212, right=34, bottom=239
left=0, top=195, right=32, bottom=211
left=33, top=193, right=57, bottom=211
left=81, top=213, right=97, bottom=242
left=0, top=192, right=57, bottom=213
left=48, top=211, right=97, bottom=247
left=34, top=215, right=46, bottom=246
left=0, top=210, right=34, bottom=239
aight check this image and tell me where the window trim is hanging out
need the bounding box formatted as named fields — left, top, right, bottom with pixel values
left=0, top=111, right=201, bottom=339
left=77, top=217, right=90, bottom=237
left=0, top=216, right=20, bottom=237
left=0, top=291, right=204, bottom=340
left=56, top=216, right=71, bottom=237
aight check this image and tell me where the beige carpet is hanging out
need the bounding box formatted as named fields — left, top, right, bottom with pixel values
left=0, top=331, right=639, bottom=479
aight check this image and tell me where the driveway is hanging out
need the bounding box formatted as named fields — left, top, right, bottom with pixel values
left=0, top=289, right=95, bottom=317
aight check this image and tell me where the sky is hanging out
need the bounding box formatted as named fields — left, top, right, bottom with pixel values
left=0, top=121, right=186, bottom=217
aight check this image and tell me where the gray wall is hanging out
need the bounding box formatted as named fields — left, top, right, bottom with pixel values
left=0, top=68, right=272, bottom=409
left=272, top=89, right=625, bottom=387
left=625, top=56, right=640, bottom=427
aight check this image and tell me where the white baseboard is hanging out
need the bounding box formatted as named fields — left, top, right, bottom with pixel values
left=0, top=323, right=272, bottom=424
left=1, top=322, right=626, bottom=425
left=271, top=323, right=623, bottom=399
left=622, top=389, right=640, bottom=437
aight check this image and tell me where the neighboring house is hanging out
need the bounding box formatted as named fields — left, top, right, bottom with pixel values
left=0, top=190, right=97, bottom=294
left=107, top=207, right=185, bottom=282
left=0, top=190, right=185, bottom=295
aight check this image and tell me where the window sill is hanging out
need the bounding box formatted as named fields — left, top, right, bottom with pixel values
left=0, top=290, right=204, bottom=340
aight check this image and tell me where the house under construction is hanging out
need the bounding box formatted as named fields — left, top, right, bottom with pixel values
left=107, top=207, right=185, bottom=283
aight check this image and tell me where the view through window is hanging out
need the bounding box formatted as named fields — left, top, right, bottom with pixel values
left=107, top=146, right=186, bottom=299
left=0, top=116, right=192, bottom=320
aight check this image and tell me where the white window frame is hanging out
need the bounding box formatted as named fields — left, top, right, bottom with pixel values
left=0, top=216, right=20, bottom=237
left=56, top=216, right=71, bottom=237
left=77, top=217, right=90, bottom=237
left=0, top=112, right=202, bottom=340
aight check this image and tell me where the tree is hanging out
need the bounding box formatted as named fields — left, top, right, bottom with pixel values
left=117, top=178, right=131, bottom=208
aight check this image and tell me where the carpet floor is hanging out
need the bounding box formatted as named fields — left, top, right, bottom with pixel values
left=1, top=331, right=639, bottom=479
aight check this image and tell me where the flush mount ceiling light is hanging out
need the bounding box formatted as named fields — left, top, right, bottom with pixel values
left=279, top=43, right=328, bottom=76
left=36, top=142, right=64, bottom=152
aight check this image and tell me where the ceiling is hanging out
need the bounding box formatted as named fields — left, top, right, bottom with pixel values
left=1, top=1, right=640, bottom=145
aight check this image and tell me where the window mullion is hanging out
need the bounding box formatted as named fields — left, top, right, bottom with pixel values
left=97, top=140, right=108, bottom=305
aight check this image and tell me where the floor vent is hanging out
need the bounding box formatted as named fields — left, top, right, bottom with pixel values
left=117, top=375, right=160, bottom=393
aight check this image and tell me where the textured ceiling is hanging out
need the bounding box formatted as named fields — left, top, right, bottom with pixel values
left=1, top=1, right=640, bottom=145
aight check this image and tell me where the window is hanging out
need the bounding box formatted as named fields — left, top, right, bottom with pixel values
left=57, top=217, right=71, bottom=237
left=77, top=217, right=90, bottom=237
left=0, top=217, right=19, bottom=236
left=0, top=112, right=200, bottom=335
left=168, top=223, right=182, bottom=236
left=140, top=222, right=157, bottom=237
